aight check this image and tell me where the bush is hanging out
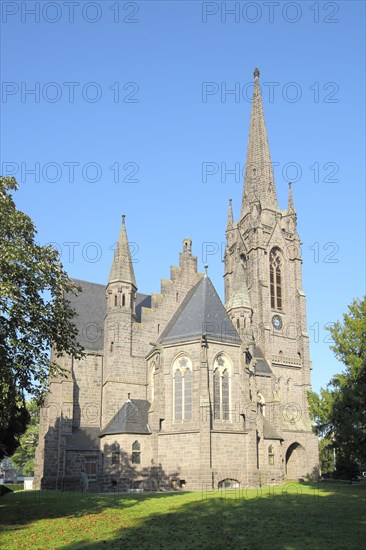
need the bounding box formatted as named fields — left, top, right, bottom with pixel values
left=0, top=485, right=12, bottom=497
left=3, top=482, right=24, bottom=492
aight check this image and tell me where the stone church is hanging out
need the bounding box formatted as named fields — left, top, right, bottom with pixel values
left=34, top=69, right=319, bottom=491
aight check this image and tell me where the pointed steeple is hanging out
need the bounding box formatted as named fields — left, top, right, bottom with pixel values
left=241, top=68, right=278, bottom=217
left=287, top=182, right=295, bottom=211
left=226, top=199, right=234, bottom=230
left=226, top=258, right=251, bottom=312
left=108, top=215, right=137, bottom=287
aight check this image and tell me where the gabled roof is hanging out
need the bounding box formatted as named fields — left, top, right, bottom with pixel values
left=100, top=399, right=151, bottom=436
left=263, top=417, right=283, bottom=440
left=65, top=280, right=106, bottom=351
left=253, top=345, right=273, bottom=377
left=65, top=280, right=150, bottom=351
left=158, top=276, right=241, bottom=345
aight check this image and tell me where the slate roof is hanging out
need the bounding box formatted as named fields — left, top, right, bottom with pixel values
left=65, top=279, right=151, bottom=351
left=135, top=294, right=152, bottom=322
left=66, top=280, right=106, bottom=351
left=66, top=427, right=100, bottom=451
left=158, top=276, right=241, bottom=345
left=263, top=417, right=283, bottom=440
left=108, top=216, right=137, bottom=287
left=253, top=345, right=273, bottom=377
left=100, top=399, right=151, bottom=436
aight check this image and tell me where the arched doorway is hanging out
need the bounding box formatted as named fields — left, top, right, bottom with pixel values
left=285, top=442, right=307, bottom=480
left=218, top=478, right=240, bottom=490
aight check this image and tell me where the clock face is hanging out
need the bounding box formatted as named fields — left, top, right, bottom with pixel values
left=272, top=315, right=283, bottom=330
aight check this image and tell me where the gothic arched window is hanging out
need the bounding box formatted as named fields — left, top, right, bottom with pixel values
left=174, top=370, right=182, bottom=421
left=270, top=248, right=283, bottom=310
left=184, top=369, right=192, bottom=420
left=213, top=369, right=220, bottom=420
left=173, top=355, right=192, bottom=422
left=213, top=354, right=231, bottom=421
left=268, top=445, right=275, bottom=465
left=222, top=370, right=229, bottom=420
left=132, top=441, right=141, bottom=464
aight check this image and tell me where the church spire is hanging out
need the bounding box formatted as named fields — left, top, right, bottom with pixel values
left=241, top=68, right=278, bottom=217
left=226, top=258, right=251, bottom=313
left=226, top=198, right=234, bottom=230
left=287, top=182, right=295, bottom=212
left=108, top=215, right=137, bottom=287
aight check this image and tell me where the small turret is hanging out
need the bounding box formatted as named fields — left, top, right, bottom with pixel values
left=226, top=257, right=251, bottom=312
left=108, top=215, right=137, bottom=287
left=182, top=237, right=192, bottom=254
left=226, top=256, right=252, bottom=339
left=107, top=215, right=137, bottom=313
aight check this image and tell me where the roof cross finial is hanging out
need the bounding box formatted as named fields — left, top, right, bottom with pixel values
left=254, top=67, right=260, bottom=79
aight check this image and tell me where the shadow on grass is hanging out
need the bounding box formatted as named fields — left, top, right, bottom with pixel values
left=0, top=489, right=189, bottom=530
left=57, top=482, right=366, bottom=550
left=1, top=483, right=365, bottom=549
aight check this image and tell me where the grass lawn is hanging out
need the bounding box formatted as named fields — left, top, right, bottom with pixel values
left=0, top=482, right=365, bottom=549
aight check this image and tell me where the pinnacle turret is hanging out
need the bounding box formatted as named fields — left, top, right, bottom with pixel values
left=226, top=199, right=234, bottom=230
left=108, top=215, right=137, bottom=288
left=287, top=182, right=295, bottom=212
left=241, top=68, right=278, bottom=217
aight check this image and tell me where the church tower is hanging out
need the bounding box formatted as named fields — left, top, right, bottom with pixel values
left=225, top=68, right=318, bottom=476
left=101, top=215, right=142, bottom=428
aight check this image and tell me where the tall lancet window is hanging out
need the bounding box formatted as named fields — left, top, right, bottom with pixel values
left=270, top=248, right=283, bottom=310
left=213, top=354, right=231, bottom=421
left=184, top=369, right=192, bottom=420
left=173, top=355, right=192, bottom=422
left=174, top=371, right=182, bottom=421
left=213, top=370, right=220, bottom=420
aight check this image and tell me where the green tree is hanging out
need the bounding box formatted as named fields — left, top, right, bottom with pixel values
left=0, top=177, right=84, bottom=458
left=10, top=399, right=39, bottom=476
left=308, top=388, right=335, bottom=475
left=328, top=297, right=366, bottom=475
left=308, top=297, right=366, bottom=477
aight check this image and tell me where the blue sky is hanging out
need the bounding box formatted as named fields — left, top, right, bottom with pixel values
left=1, top=0, right=365, bottom=393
